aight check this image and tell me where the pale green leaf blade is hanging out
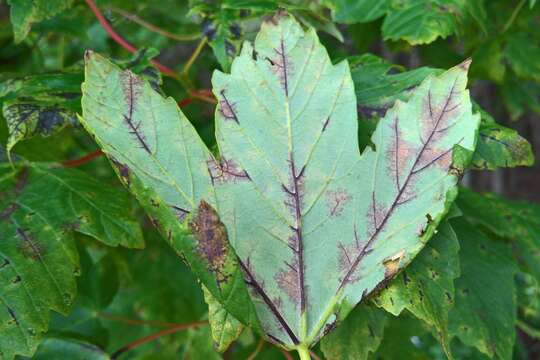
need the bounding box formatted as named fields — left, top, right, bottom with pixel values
left=210, top=12, right=478, bottom=349
left=449, top=217, right=517, bottom=360
left=211, top=12, right=360, bottom=348
left=79, top=52, right=260, bottom=331
left=320, top=304, right=386, bottom=360
left=336, top=59, right=479, bottom=338
left=7, top=0, right=74, bottom=43
left=203, top=286, right=244, bottom=352
left=373, top=221, right=460, bottom=356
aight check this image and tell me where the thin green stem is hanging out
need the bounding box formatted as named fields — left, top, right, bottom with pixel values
left=517, top=319, right=540, bottom=340
left=296, top=344, right=311, bottom=360
left=109, top=7, right=201, bottom=41
left=502, top=0, right=526, bottom=33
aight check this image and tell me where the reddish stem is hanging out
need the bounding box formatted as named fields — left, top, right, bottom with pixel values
left=97, top=312, right=186, bottom=328
left=110, top=321, right=207, bottom=359
left=61, top=150, right=103, bottom=167
left=85, top=0, right=177, bottom=77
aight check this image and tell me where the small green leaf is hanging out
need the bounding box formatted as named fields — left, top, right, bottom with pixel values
left=373, top=221, right=460, bottom=356
left=3, top=102, right=77, bottom=158
left=449, top=217, right=517, bottom=360
left=202, top=286, right=244, bottom=352
left=320, top=304, right=387, bottom=360
left=382, top=0, right=467, bottom=45
left=473, top=122, right=534, bottom=170
left=7, top=0, right=75, bottom=43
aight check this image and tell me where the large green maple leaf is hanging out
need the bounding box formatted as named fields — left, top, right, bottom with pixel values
left=80, top=12, right=479, bottom=357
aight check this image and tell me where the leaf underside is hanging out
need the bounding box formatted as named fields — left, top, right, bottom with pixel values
left=80, top=13, right=479, bottom=350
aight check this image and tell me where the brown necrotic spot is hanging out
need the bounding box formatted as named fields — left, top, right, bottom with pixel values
left=382, top=250, right=405, bottom=280
left=218, top=89, right=239, bottom=123
left=207, top=157, right=250, bottom=185
left=172, top=205, right=189, bottom=223
left=326, top=188, right=351, bottom=217
left=17, top=228, right=46, bottom=261
left=111, top=158, right=131, bottom=185
left=0, top=203, right=18, bottom=222
left=189, top=201, right=230, bottom=285
left=120, top=71, right=151, bottom=154
left=275, top=259, right=300, bottom=305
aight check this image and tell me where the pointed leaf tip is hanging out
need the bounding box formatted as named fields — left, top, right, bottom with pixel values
left=458, top=58, right=472, bottom=72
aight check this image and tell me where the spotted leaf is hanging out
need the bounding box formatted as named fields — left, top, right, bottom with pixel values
left=80, top=12, right=479, bottom=354
left=210, top=13, right=479, bottom=351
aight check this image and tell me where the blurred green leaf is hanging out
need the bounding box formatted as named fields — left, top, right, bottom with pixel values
left=326, top=0, right=388, bottom=24
left=32, top=337, right=109, bottom=360
left=373, top=221, right=460, bottom=356
left=320, top=304, right=387, bottom=360
left=7, top=0, right=75, bottom=43
left=202, top=286, right=244, bottom=353
left=449, top=217, right=517, bottom=360
left=457, top=188, right=540, bottom=284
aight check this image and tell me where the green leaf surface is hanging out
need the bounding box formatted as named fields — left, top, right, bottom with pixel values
left=349, top=54, right=440, bottom=119
left=320, top=304, right=387, bottom=360
left=7, top=0, right=75, bottom=43
left=505, top=34, right=540, bottom=83
left=374, top=313, right=434, bottom=359
left=32, top=337, right=109, bottom=360
left=81, top=13, right=479, bottom=350
left=457, top=188, right=540, bottom=283
left=0, top=164, right=142, bottom=359
left=349, top=54, right=531, bottom=171
left=373, top=221, right=460, bottom=355
left=473, top=122, right=534, bottom=170
left=80, top=51, right=260, bottom=332
left=449, top=217, right=517, bottom=360
left=203, top=285, right=244, bottom=352
left=327, top=0, right=389, bottom=24
left=382, top=0, right=466, bottom=45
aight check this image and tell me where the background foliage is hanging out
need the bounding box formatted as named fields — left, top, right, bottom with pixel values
left=0, top=0, right=538, bottom=359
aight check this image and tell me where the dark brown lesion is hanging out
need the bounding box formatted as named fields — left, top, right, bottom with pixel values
left=218, top=89, right=239, bottom=124
left=280, top=154, right=307, bottom=313
left=121, top=72, right=151, bottom=154
left=269, top=38, right=291, bottom=97
left=0, top=203, right=18, bottom=222
left=6, top=306, right=19, bottom=326
left=171, top=205, right=189, bottom=222
left=275, top=258, right=300, bottom=306
left=239, top=258, right=299, bottom=345
left=326, top=188, right=351, bottom=217
left=207, top=157, right=250, bottom=185
left=189, top=201, right=230, bottom=286
left=110, top=158, right=131, bottom=185
left=16, top=228, right=45, bottom=262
